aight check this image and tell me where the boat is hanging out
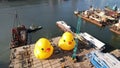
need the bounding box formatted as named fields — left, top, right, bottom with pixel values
left=10, top=25, right=42, bottom=49
left=109, top=20, right=120, bottom=35
left=9, top=36, right=95, bottom=68
left=27, top=25, right=43, bottom=33
left=79, top=32, right=105, bottom=50
left=56, top=21, right=72, bottom=33
left=74, top=10, right=80, bottom=15
left=87, top=50, right=120, bottom=68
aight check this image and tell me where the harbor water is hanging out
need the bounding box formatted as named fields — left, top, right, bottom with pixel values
left=0, top=0, right=120, bottom=67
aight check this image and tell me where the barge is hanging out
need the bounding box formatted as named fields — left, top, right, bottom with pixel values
left=74, top=6, right=118, bottom=27
left=75, top=11, right=103, bottom=27
left=9, top=37, right=95, bottom=68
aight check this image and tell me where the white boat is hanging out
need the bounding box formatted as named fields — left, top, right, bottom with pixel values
left=79, top=32, right=105, bottom=50
left=56, top=21, right=71, bottom=28
left=56, top=21, right=72, bottom=33
left=74, top=10, right=79, bottom=15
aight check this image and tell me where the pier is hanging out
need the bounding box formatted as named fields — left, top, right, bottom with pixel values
left=9, top=37, right=95, bottom=68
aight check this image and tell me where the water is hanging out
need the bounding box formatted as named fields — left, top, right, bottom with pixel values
left=0, top=0, right=120, bottom=67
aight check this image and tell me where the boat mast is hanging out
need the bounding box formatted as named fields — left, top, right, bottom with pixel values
left=72, top=17, right=82, bottom=59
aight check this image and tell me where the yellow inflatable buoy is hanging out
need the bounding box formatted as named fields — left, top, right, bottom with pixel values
left=34, top=38, right=54, bottom=59
left=58, top=32, right=75, bottom=50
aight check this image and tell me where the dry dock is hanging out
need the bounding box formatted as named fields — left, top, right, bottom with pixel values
left=9, top=37, right=94, bottom=68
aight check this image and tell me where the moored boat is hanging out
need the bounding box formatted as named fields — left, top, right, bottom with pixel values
left=27, top=25, right=43, bottom=33
left=56, top=21, right=73, bottom=33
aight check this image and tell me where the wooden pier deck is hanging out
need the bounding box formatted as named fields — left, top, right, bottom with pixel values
left=9, top=37, right=94, bottom=68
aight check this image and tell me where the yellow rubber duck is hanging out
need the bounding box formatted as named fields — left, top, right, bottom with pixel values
left=58, top=32, right=75, bottom=50
left=34, top=38, right=54, bottom=59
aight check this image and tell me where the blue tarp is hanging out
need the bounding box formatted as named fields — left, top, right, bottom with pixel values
left=87, top=52, right=109, bottom=68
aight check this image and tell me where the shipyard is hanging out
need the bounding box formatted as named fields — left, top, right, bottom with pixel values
left=0, top=0, right=120, bottom=68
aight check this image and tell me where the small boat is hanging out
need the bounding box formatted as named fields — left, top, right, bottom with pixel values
left=110, top=20, right=120, bottom=35
left=56, top=21, right=72, bottom=33
left=27, top=25, right=43, bottom=33
left=74, top=10, right=80, bottom=15
left=79, top=32, right=105, bottom=50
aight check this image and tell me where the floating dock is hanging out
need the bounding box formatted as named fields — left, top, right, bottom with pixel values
left=9, top=37, right=95, bottom=68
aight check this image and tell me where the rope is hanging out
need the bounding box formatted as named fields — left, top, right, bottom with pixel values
left=72, top=17, right=82, bottom=59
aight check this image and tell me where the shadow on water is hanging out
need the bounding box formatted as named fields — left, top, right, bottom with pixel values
left=102, top=43, right=116, bottom=53
left=69, top=25, right=76, bottom=33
